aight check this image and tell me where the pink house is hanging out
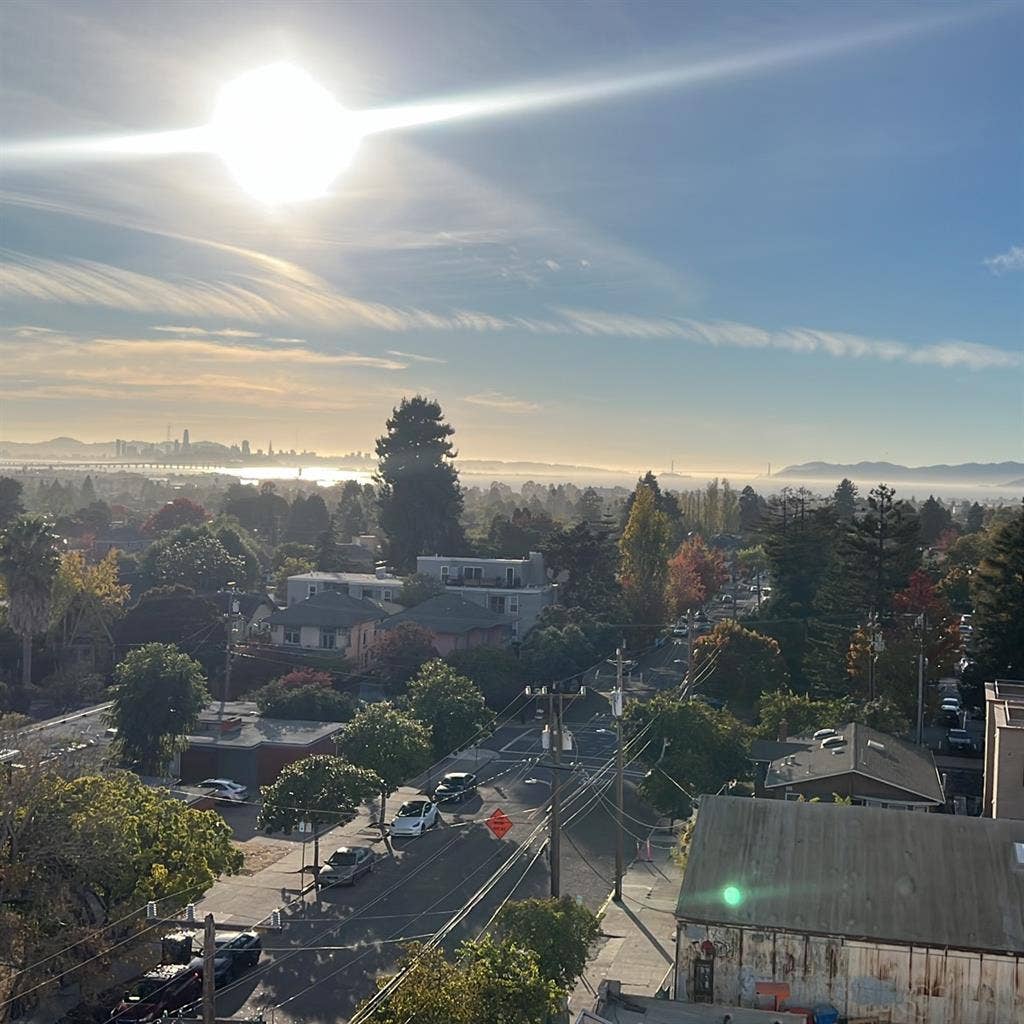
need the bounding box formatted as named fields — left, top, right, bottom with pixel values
left=376, top=592, right=512, bottom=657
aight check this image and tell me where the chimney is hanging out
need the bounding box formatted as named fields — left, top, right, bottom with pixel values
left=375, top=565, right=387, bottom=579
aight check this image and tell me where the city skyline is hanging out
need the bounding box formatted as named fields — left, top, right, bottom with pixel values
left=2, top=1, right=1021, bottom=471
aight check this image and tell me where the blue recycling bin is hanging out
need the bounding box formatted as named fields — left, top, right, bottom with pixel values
left=813, top=1005, right=840, bottom=1024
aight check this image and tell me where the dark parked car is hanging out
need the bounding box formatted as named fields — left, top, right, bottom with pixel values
left=318, top=845, right=375, bottom=887
left=434, top=772, right=478, bottom=803
left=212, top=931, right=262, bottom=982
left=946, top=728, right=974, bottom=754
left=109, top=964, right=202, bottom=1022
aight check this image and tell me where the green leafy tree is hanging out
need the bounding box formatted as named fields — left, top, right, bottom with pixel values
left=274, top=555, right=315, bottom=603
left=48, top=550, right=129, bottom=670
left=407, top=661, right=494, bottom=758
left=376, top=396, right=466, bottom=572
left=0, top=516, right=61, bottom=695
left=142, top=497, right=208, bottom=536
left=255, top=681, right=356, bottom=722
left=399, top=572, right=445, bottom=607
left=619, top=483, right=672, bottom=629
left=486, top=507, right=557, bottom=558
left=518, top=606, right=614, bottom=684
left=109, top=643, right=210, bottom=773
left=738, top=484, right=766, bottom=533
left=116, top=586, right=225, bottom=675
left=336, top=478, right=370, bottom=541
left=272, top=542, right=317, bottom=570
left=258, top=755, right=380, bottom=871
left=693, top=620, right=789, bottom=711
left=338, top=702, right=432, bottom=824
left=284, top=493, right=331, bottom=546
left=368, top=621, right=439, bottom=690
left=141, top=524, right=246, bottom=591
left=971, top=506, right=1024, bottom=677
left=1, top=769, right=241, bottom=1012
left=943, top=531, right=988, bottom=571
left=542, top=521, right=620, bottom=615
left=211, top=516, right=264, bottom=588
left=576, top=486, right=603, bottom=523
left=833, top=478, right=858, bottom=523
left=756, top=690, right=849, bottom=739
left=0, top=477, right=24, bottom=529
left=624, top=694, right=750, bottom=817
left=363, top=937, right=559, bottom=1024
left=447, top=645, right=526, bottom=711
left=494, top=897, right=602, bottom=989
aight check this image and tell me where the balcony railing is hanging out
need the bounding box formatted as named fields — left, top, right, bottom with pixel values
left=444, top=574, right=523, bottom=589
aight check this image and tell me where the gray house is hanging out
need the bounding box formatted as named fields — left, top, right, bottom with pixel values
left=415, top=551, right=555, bottom=638
left=267, top=591, right=384, bottom=664
left=286, top=569, right=404, bottom=611
left=675, top=796, right=1024, bottom=1023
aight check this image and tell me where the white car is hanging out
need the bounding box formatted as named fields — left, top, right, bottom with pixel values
left=390, top=799, right=439, bottom=837
left=198, top=778, right=248, bottom=803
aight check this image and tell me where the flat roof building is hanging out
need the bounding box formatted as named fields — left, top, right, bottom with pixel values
left=984, top=678, right=1024, bottom=820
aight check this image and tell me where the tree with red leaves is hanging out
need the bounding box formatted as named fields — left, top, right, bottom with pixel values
left=142, top=497, right=208, bottom=536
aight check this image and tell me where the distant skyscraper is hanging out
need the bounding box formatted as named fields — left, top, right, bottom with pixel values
left=173, top=439, right=180, bottom=454
left=182, top=428, right=190, bottom=449
left=268, top=440, right=274, bottom=456
left=241, top=439, right=251, bottom=457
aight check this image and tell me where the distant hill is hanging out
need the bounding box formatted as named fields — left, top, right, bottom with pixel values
left=777, top=461, right=1024, bottom=486
left=0, top=436, right=115, bottom=459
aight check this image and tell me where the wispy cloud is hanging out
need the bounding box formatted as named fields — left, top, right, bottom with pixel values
left=151, top=324, right=263, bottom=338
left=464, top=391, right=540, bottom=413
left=983, top=245, right=1024, bottom=275
left=387, top=349, right=447, bottom=364
left=556, top=309, right=1021, bottom=371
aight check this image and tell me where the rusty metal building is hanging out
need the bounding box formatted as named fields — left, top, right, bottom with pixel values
left=675, top=796, right=1024, bottom=1023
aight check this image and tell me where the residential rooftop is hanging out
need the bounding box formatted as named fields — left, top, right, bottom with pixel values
left=762, top=721, right=945, bottom=804
left=267, top=590, right=386, bottom=628
left=188, top=701, right=346, bottom=749
left=380, top=592, right=511, bottom=635
left=287, top=570, right=401, bottom=583
left=677, top=796, right=1024, bottom=955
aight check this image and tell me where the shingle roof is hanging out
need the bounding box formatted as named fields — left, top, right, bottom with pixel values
left=677, top=796, right=1024, bottom=954
left=267, top=591, right=384, bottom=628
left=763, top=722, right=944, bottom=804
left=379, top=593, right=511, bottom=636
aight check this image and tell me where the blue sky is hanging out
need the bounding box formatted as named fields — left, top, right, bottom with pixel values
left=1, top=0, right=1021, bottom=472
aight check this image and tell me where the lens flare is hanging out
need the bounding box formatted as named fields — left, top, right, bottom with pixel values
left=722, top=885, right=743, bottom=907
left=209, top=63, right=363, bottom=203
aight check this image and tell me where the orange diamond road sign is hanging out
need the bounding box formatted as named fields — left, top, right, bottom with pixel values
left=486, top=808, right=513, bottom=840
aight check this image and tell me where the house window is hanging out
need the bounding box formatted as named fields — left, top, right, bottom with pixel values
left=382, top=589, right=392, bottom=602
left=319, top=629, right=337, bottom=650
left=509, top=595, right=520, bottom=613
left=465, top=566, right=483, bottom=581
left=441, top=565, right=450, bottom=582
left=307, top=584, right=317, bottom=598
left=284, top=628, right=300, bottom=646
left=351, top=586, right=363, bottom=599
left=512, top=621, right=519, bottom=638
left=489, top=596, right=506, bottom=614
left=506, top=567, right=515, bottom=586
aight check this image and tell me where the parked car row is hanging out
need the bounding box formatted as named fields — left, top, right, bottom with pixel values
left=108, top=932, right=262, bottom=1022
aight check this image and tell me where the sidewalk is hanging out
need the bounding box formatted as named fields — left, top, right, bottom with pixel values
left=194, top=785, right=425, bottom=927
left=569, top=828, right=683, bottom=1016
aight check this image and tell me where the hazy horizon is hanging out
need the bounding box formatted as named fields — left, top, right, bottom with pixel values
left=2, top=2, right=1021, bottom=468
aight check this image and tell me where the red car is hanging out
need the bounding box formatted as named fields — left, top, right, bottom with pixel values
left=108, top=963, right=202, bottom=1022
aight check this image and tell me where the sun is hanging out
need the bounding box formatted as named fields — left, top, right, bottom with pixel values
left=210, top=63, right=363, bottom=203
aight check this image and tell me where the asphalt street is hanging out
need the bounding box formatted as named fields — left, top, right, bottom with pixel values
left=219, top=642, right=680, bottom=1023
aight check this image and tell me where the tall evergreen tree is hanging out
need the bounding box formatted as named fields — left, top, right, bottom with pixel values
left=918, top=495, right=951, bottom=546
left=0, top=478, right=24, bottom=529
left=847, top=484, right=920, bottom=615
left=965, top=501, right=985, bottom=534
left=833, top=478, right=858, bottom=523
left=738, top=485, right=765, bottom=533
left=336, top=479, right=368, bottom=541
left=619, top=483, right=672, bottom=629
left=375, top=396, right=466, bottom=571
left=971, top=505, right=1024, bottom=677
left=621, top=471, right=683, bottom=540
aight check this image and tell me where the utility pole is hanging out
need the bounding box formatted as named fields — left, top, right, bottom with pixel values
left=202, top=913, right=216, bottom=1024
left=684, top=609, right=694, bottom=697
left=916, top=613, right=927, bottom=745
left=222, top=583, right=238, bottom=708
left=613, top=647, right=625, bottom=903
left=550, top=688, right=563, bottom=899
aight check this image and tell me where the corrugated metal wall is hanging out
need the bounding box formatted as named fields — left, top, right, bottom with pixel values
left=676, top=923, right=1023, bottom=1023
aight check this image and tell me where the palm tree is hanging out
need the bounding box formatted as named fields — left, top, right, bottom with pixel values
left=0, top=516, right=60, bottom=696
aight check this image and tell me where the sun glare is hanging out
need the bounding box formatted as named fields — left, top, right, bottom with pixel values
left=210, top=63, right=362, bottom=203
